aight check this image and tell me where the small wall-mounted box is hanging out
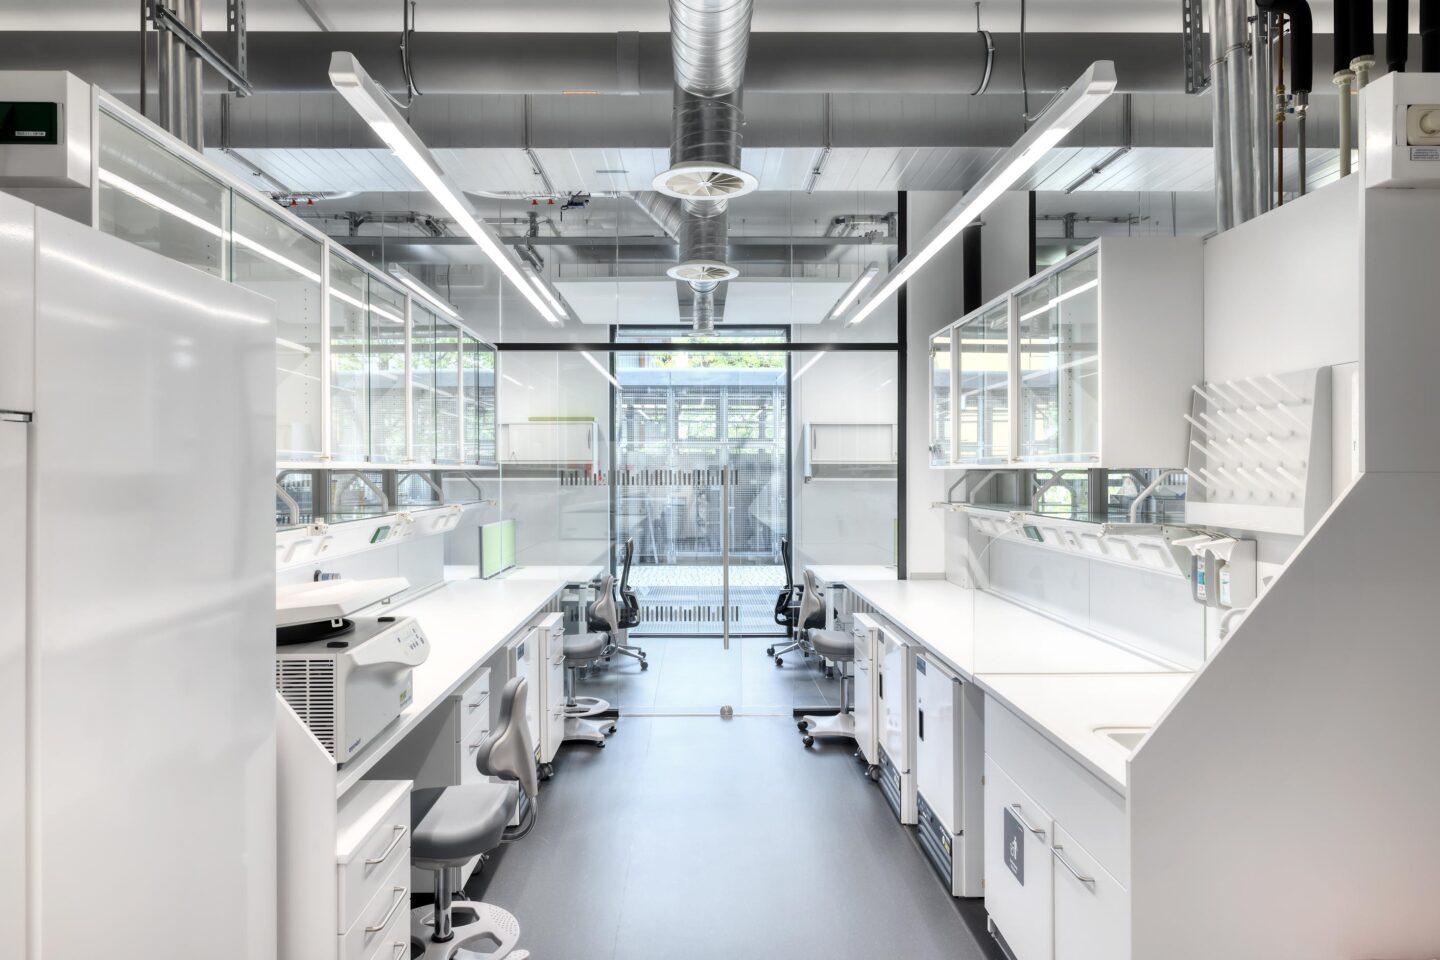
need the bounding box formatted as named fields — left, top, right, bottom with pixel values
left=1364, top=72, right=1440, bottom=189
left=0, top=72, right=92, bottom=190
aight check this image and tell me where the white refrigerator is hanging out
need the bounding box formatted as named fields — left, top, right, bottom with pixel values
left=0, top=191, right=277, bottom=960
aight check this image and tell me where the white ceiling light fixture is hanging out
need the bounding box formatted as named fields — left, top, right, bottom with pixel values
left=845, top=61, right=1117, bottom=327
left=579, top=351, right=621, bottom=388
left=388, top=263, right=461, bottom=321
left=329, top=52, right=564, bottom=326
left=828, top=262, right=881, bottom=320
left=521, top=266, right=569, bottom=325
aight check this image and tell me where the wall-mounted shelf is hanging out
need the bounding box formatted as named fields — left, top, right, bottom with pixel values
left=803, top=422, right=897, bottom=481
left=1182, top=365, right=1332, bottom=536
left=954, top=504, right=1196, bottom=578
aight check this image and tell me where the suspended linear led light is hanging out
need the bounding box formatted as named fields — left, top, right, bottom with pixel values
left=389, top=263, right=461, bottom=320
left=329, top=52, right=563, bottom=326
left=521, top=266, right=569, bottom=325
left=828, top=262, right=881, bottom=320
left=579, top=351, right=621, bottom=388
left=845, top=61, right=1117, bottom=327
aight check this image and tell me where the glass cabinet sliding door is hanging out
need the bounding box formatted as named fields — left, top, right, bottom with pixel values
left=462, top=336, right=497, bottom=465
left=930, top=329, right=953, bottom=465
left=367, top=278, right=408, bottom=463
left=955, top=300, right=1011, bottom=463
left=434, top=321, right=463, bottom=464
left=329, top=253, right=370, bottom=462
left=1017, top=252, right=1101, bottom=463
left=232, top=196, right=325, bottom=461
left=410, top=302, right=441, bottom=464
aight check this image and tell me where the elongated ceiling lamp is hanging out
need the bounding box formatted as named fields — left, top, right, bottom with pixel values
left=330, top=52, right=563, bottom=325
left=846, top=61, right=1117, bottom=327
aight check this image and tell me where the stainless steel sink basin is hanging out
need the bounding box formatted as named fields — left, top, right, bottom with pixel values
left=1094, top=726, right=1150, bottom=751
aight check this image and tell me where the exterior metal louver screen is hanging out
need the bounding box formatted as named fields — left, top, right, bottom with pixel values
left=275, top=659, right=337, bottom=757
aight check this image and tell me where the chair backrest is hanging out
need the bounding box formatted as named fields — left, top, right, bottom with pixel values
left=780, top=537, right=795, bottom=590
left=476, top=677, right=538, bottom=808
left=798, top=568, right=825, bottom=630
left=618, top=538, right=635, bottom=593
left=587, top=573, right=618, bottom=633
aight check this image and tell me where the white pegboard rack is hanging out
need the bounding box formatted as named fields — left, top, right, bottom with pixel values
left=1182, top=366, right=1333, bottom=536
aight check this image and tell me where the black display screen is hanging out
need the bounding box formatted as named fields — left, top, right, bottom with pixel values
left=0, top=102, right=60, bottom=145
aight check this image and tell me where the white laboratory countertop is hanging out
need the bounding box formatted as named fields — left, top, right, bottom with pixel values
left=334, top=577, right=566, bottom=796
left=807, top=564, right=897, bottom=585
left=845, top=578, right=1194, bottom=794
left=444, top=563, right=603, bottom=584
left=980, top=673, right=1194, bottom=793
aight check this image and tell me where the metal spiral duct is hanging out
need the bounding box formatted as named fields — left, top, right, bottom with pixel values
left=691, top=283, right=718, bottom=334
left=671, top=204, right=737, bottom=283
left=655, top=0, right=758, bottom=200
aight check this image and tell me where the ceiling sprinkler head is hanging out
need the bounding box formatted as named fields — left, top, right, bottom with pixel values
left=653, top=161, right=758, bottom=201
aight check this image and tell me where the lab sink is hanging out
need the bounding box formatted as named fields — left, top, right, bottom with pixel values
left=1094, top=726, right=1150, bottom=752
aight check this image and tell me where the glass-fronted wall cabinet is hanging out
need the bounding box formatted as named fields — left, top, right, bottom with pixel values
left=929, top=329, right=952, bottom=465
left=928, top=237, right=1202, bottom=470
left=329, top=252, right=371, bottom=462
left=956, top=298, right=1012, bottom=464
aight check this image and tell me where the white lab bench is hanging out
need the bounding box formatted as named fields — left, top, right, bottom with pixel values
left=843, top=578, right=1195, bottom=960
left=277, top=577, right=568, bottom=960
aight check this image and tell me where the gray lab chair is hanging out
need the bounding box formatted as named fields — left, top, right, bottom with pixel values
left=410, top=677, right=538, bottom=959
left=562, top=596, right=616, bottom=746
left=797, top=571, right=857, bottom=746
left=771, top=566, right=823, bottom=667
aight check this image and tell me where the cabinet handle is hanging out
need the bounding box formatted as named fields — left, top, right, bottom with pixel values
left=390, top=943, right=407, bottom=960
left=364, top=825, right=407, bottom=865
left=366, top=886, right=408, bottom=932
left=1052, top=845, right=1096, bottom=887
left=917, top=708, right=925, bottom=741
left=468, top=740, right=484, bottom=753
left=1008, top=803, right=1046, bottom=838
left=467, top=698, right=487, bottom=712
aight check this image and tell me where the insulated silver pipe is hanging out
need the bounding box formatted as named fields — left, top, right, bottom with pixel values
left=1253, top=12, right=1275, bottom=212
left=670, top=0, right=753, bottom=98
left=1204, top=0, right=1258, bottom=230
left=183, top=0, right=204, bottom=149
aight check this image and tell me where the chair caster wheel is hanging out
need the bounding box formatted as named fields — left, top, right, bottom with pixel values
left=640, top=660, right=649, bottom=671
left=538, top=762, right=554, bottom=780
left=797, top=719, right=809, bottom=731
left=774, top=656, right=784, bottom=667
left=803, top=736, right=815, bottom=748
left=596, top=740, right=606, bottom=749
left=766, top=646, right=775, bottom=657
left=607, top=724, right=617, bottom=734
left=825, top=667, right=835, bottom=679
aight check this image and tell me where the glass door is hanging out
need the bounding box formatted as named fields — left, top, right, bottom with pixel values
left=1017, top=251, right=1101, bottom=463
left=956, top=299, right=1012, bottom=463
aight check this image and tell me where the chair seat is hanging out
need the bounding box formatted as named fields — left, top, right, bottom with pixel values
left=411, top=782, right=517, bottom=864
left=564, top=632, right=607, bottom=663
left=806, top=628, right=855, bottom=661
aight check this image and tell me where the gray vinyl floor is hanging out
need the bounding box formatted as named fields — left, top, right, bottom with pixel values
left=472, top=716, right=1000, bottom=960
left=573, top=635, right=844, bottom=715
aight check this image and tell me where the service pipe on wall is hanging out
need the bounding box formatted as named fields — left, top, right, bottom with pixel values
left=1387, top=0, right=1409, bottom=71
left=1259, top=0, right=1314, bottom=196
left=1204, top=0, right=1257, bottom=230
left=1423, top=0, right=1440, bottom=70
left=1333, top=0, right=1355, bottom=177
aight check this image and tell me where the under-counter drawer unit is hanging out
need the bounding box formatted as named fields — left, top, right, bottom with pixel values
left=335, top=780, right=412, bottom=959
left=851, top=613, right=884, bottom=768
left=876, top=624, right=918, bottom=824
left=914, top=654, right=985, bottom=897
left=1051, top=823, right=1129, bottom=960
left=537, top=612, right=566, bottom=767
left=983, top=756, right=1054, bottom=960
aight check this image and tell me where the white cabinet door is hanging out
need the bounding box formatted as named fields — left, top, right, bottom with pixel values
left=915, top=655, right=957, bottom=834
left=0, top=422, right=26, bottom=960
left=557, top=422, right=594, bottom=462
left=1052, top=823, right=1130, bottom=960
left=984, top=755, right=1054, bottom=960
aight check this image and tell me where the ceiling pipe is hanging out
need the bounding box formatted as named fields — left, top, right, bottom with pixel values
left=1204, top=0, right=1257, bottom=230
left=1333, top=0, right=1354, bottom=177
left=1388, top=0, right=1409, bottom=71
left=1350, top=0, right=1377, bottom=85
left=1423, top=0, right=1440, bottom=70
left=2, top=31, right=1199, bottom=95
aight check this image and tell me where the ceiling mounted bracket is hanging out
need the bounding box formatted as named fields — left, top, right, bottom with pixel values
left=145, top=0, right=253, bottom=96
left=971, top=2, right=995, bottom=95
left=1182, top=0, right=1212, bottom=93
left=400, top=0, right=421, bottom=105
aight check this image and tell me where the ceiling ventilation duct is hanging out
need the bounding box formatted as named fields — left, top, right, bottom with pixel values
left=655, top=0, right=759, bottom=201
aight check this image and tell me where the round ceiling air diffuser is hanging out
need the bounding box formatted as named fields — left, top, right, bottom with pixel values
left=667, top=260, right=740, bottom=283
left=652, top=161, right=759, bottom=201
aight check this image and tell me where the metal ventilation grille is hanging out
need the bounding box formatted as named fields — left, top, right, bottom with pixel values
left=276, top=659, right=337, bottom=756
left=657, top=163, right=754, bottom=200
left=669, top=260, right=738, bottom=282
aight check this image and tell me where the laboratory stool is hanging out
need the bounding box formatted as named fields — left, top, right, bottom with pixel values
left=410, top=677, right=538, bottom=960
left=798, top=627, right=856, bottom=748
left=563, top=631, right=615, bottom=746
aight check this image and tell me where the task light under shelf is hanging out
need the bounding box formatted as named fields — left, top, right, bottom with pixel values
left=329, top=51, right=564, bottom=326
left=845, top=60, right=1117, bottom=327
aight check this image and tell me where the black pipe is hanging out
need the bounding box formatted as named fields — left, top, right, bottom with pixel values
left=1334, top=0, right=1355, bottom=73
left=1259, top=0, right=1315, bottom=92
left=1388, top=0, right=1409, bottom=71
left=1352, top=0, right=1377, bottom=65
left=1423, top=0, right=1440, bottom=69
